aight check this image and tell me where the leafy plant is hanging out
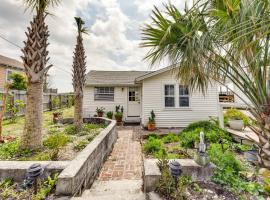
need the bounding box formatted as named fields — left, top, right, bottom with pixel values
left=106, top=111, right=113, bottom=119
left=156, top=161, right=191, bottom=200
left=180, top=121, right=232, bottom=148
left=143, top=136, right=163, bottom=154
left=52, top=96, right=60, bottom=108
left=43, top=133, right=69, bottom=160
left=96, top=107, right=105, bottom=114
left=6, top=99, right=25, bottom=123
left=224, top=108, right=250, bottom=127
left=32, top=174, right=58, bottom=200
left=9, top=73, right=27, bottom=91
left=64, top=125, right=77, bottom=135
left=0, top=140, right=32, bottom=159
left=47, top=127, right=60, bottom=135
left=74, top=140, right=89, bottom=151
left=162, top=133, right=179, bottom=143
left=208, top=143, right=263, bottom=195
left=148, top=110, right=156, bottom=124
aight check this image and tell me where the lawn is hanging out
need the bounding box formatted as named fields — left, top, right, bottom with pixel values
left=0, top=107, right=106, bottom=161
left=2, top=107, right=74, bottom=138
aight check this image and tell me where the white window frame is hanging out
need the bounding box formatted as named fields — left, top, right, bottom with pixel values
left=179, top=85, right=190, bottom=107
left=6, top=69, right=14, bottom=82
left=164, top=84, right=175, bottom=108
left=94, top=87, right=114, bottom=101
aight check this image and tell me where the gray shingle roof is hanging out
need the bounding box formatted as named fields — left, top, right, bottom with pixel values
left=86, top=70, right=151, bottom=86
left=0, top=55, right=24, bottom=70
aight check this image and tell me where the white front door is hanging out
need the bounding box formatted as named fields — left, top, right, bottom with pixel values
left=127, top=87, right=141, bottom=117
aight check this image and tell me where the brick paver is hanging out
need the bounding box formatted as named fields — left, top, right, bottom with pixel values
left=98, top=129, right=143, bottom=181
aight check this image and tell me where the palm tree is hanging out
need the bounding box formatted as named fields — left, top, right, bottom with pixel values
left=72, top=17, right=87, bottom=130
left=21, top=0, right=60, bottom=149
left=141, top=1, right=270, bottom=167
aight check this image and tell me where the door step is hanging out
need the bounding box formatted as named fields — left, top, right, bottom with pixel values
left=125, top=117, right=141, bottom=124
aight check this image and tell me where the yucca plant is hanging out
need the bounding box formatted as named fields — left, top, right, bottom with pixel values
left=142, top=1, right=270, bottom=167
left=21, top=0, right=60, bottom=149
left=72, top=17, right=87, bottom=130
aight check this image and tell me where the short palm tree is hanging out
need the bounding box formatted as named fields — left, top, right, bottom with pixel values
left=142, top=1, right=270, bottom=167
left=21, top=0, right=60, bottom=149
left=72, top=17, right=87, bottom=130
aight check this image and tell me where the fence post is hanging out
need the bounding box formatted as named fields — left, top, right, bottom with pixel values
left=49, top=94, right=53, bottom=111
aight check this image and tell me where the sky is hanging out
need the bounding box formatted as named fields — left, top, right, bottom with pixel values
left=0, top=0, right=187, bottom=92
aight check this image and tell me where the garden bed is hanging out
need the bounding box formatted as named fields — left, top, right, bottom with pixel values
left=142, top=120, right=270, bottom=199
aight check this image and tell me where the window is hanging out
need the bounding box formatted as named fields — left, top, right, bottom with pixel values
left=94, top=87, right=114, bottom=101
left=6, top=70, right=13, bottom=82
left=179, top=85, right=189, bottom=107
left=129, top=87, right=139, bottom=102
left=164, top=85, right=175, bottom=107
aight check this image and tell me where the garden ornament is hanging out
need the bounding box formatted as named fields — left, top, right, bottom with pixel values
left=169, top=160, right=182, bottom=187
left=195, top=131, right=210, bottom=166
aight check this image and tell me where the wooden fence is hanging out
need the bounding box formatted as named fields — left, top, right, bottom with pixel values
left=0, top=90, right=74, bottom=117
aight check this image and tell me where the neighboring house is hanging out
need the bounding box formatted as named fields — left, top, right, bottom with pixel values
left=83, top=67, right=219, bottom=128
left=0, top=54, right=24, bottom=92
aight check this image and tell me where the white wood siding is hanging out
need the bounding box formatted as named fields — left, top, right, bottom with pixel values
left=83, top=86, right=128, bottom=118
left=141, top=71, right=219, bottom=128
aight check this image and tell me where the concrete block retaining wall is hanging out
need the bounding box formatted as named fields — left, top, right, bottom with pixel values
left=144, top=159, right=216, bottom=192
left=55, top=119, right=117, bottom=196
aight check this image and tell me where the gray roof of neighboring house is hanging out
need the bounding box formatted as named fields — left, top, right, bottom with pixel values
left=0, top=55, right=24, bottom=70
left=86, top=70, right=151, bottom=86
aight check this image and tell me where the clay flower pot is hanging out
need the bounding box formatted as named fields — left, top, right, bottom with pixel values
left=148, top=123, right=156, bottom=131
left=97, top=112, right=104, bottom=117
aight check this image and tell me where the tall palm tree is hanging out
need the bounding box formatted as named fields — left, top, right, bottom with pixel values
left=21, top=0, right=60, bottom=149
left=72, top=17, right=87, bottom=130
left=141, top=1, right=270, bottom=167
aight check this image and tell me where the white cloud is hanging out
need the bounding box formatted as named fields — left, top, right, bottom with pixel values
left=0, top=0, right=185, bottom=92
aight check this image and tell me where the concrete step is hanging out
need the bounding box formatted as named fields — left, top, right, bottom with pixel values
left=72, top=180, right=145, bottom=200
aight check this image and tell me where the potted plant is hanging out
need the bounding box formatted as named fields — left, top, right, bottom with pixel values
left=115, top=105, right=123, bottom=125
left=53, top=111, right=63, bottom=124
left=148, top=110, right=156, bottom=131
left=106, top=111, right=113, bottom=119
left=224, top=108, right=250, bottom=131
left=96, top=107, right=105, bottom=117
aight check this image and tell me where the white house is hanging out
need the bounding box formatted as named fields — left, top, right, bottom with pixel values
left=83, top=67, right=219, bottom=128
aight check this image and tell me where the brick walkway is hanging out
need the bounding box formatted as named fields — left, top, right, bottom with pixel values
left=98, top=128, right=143, bottom=181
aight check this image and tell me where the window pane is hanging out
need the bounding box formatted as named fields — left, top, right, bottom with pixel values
left=165, top=85, right=174, bottom=96
left=94, top=87, right=114, bottom=101
left=179, top=85, right=189, bottom=95
left=180, top=97, right=189, bottom=107
left=165, top=97, right=175, bottom=107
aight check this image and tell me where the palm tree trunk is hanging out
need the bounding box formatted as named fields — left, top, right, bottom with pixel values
left=21, top=82, right=43, bottom=149
left=258, top=123, right=270, bottom=167
left=74, top=90, right=83, bottom=130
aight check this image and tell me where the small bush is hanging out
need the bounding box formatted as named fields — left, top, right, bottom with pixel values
left=47, top=127, right=60, bottom=135
left=0, top=140, right=32, bottom=159
left=224, top=108, right=250, bottom=127
left=106, top=111, right=113, bottom=119
left=74, top=140, right=89, bottom=151
left=180, top=121, right=232, bottom=148
left=43, top=133, right=69, bottom=160
left=82, top=123, right=104, bottom=131
left=64, top=125, right=77, bottom=135
left=143, top=136, right=163, bottom=154
left=162, top=133, right=179, bottom=143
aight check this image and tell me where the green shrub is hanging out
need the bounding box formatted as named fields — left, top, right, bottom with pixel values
left=106, top=111, right=113, bottom=119
left=143, top=137, right=163, bottom=154
left=162, top=133, right=179, bottom=143
left=180, top=121, right=232, bottom=148
left=224, top=108, right=250, bottom=127
left=64, top=125, right=77, bottom=135
left=74, top=140, right=89, bottom=151
left=47, top=127, right=60, bottom=135
left=82, top=123, right=105, bottom=131
left=208, top=143, right=262, bottom=195
left=32, top=174, right=58, bottom=200
left=43, top=133, right=69, bottom=160
left=0, top=140, right=32, bottom=159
